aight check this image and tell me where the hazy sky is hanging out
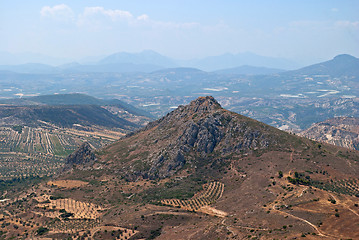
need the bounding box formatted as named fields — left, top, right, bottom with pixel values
left=1, top=0, right=358, bottom=63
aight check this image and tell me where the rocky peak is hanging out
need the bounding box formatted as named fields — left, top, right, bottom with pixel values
left=186, top=96, right=221, bottom=114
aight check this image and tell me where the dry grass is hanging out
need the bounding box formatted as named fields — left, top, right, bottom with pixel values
left=47, top=180, right=89, bottom=189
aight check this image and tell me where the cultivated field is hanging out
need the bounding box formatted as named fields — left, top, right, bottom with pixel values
left=0, top=126, right=121, bottom=156
left=161, top=181, right=225, bottom=216
left=0, top=125, right=122, bottom=179
left=0, top=152, right=63, bottom=179
left=37, top=197, right=104, bottom=219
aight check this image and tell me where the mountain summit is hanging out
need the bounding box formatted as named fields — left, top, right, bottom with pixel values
left=101, top=96, right=287, bottom=179
left=287, top=53, right=359, bottom=77
left=185, top=96, right=221, bottom=112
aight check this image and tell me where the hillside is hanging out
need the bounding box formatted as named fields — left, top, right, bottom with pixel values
left=300, top=117, right=359, bottom=150
left=0, top=96, right=358, bottom=239
left=0, top=93, right=153, bottom=118
left=0, top=105, right=137, bottom=130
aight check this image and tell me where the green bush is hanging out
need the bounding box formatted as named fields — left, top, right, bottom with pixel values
left=36, top=227, right=49, bottom=235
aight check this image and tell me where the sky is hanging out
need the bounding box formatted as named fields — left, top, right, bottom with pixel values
left=1, top=0, right=358, bottom=64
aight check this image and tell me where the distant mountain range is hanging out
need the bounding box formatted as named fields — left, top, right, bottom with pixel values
left=0, top=50, right=303, bottom=74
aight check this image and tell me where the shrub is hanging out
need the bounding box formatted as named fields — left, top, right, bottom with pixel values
left=36, top=227, right=49, bottom=236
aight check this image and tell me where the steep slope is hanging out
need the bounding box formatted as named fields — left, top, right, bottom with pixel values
left=1, top=96, right=359, bottom=239
left=300, top=117, right=359, bottom=150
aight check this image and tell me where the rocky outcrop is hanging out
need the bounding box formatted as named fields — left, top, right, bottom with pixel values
left=300, top=117, right=359, bottom=150
left=63, top=142, right=96, bottom=171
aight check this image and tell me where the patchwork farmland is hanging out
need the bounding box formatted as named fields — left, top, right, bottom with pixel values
left=0, top=126, right=123, bottom=179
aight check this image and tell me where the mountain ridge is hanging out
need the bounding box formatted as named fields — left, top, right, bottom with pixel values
left=0, top=50, right=308, bottom=73
left=0, top=52, right=357, bottom=76
left=0, top=93, right=154, bottom=119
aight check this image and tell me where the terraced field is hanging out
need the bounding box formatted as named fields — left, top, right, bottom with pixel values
left=161, top=181, right=225, bottom=212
